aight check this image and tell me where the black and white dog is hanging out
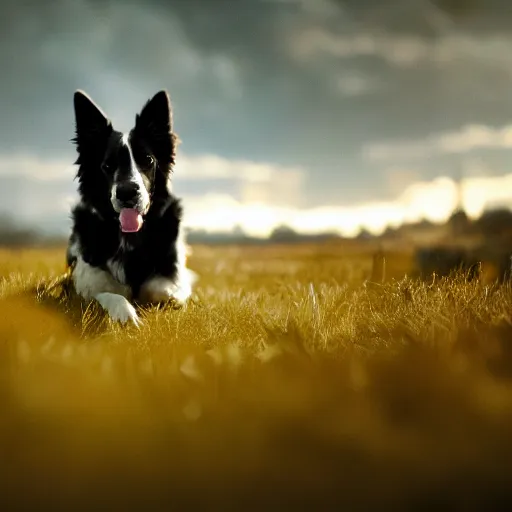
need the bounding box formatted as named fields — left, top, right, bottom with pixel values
left=66, top=89, right=195, bottom=326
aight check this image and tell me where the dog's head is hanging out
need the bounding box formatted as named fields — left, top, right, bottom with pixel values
left=72, top=90, right=178, bottom=233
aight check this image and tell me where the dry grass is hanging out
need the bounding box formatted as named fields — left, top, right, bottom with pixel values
left=2, top=242, right=512, bottom=509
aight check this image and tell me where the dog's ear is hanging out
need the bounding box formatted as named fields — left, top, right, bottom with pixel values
left=134, top=90, right=177, bottom=165
left=73, top=90, right=112, bottom=147
left=136, top=90, right=173, bottom=135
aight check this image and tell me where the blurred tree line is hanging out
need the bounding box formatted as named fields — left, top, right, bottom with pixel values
left=0, top=214, right=64, bottom=247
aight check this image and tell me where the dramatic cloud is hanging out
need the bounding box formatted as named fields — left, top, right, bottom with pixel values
left=0, top=156, right=74, bottom=181
left=1, top=0, right=512, bottom=235
left=363, top=124, right=512, bottom=162
left=183, top=173, right=512, bottom=237
left=292, top=29, right=512, bottom=70
left=0, top=152, right=305, bottom=235
left=6, top=152, right=512, bottom=238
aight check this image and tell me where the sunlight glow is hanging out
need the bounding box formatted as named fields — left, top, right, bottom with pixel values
left=2, top=153, right=512, bottom=238
left=183, top=175, right=512, bottom=238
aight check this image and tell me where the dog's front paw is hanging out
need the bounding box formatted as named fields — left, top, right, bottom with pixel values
left=95, top=292, right=140, bottom=327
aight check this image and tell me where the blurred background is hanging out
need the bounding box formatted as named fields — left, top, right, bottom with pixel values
left=1, top=0, right=512, bottom=248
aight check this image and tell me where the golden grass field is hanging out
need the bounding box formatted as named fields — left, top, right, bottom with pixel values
left=2, top=241, right=512, bottom=509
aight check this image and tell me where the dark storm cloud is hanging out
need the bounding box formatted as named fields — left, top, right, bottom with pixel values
left=0, top=0, right=511, bottom=212
left=155, top=0, right=512, bottom=201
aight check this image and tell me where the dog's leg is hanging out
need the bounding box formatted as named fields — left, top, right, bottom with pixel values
left=72, top=257, right=140, bottom=326
left=138, top=234, right=197, bottom=305
left=138, top=268, right=197, bottom=305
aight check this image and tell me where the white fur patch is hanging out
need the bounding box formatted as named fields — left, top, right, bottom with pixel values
left=110, top=133, right=150, bottom=214
left=138, top=230, right=197, bottom=305
left=139, top=268, right=196, bottom=305
left=68, top=238, right=80, bottom=262
left=72, top=257, right=138, bottom=325
left=96, top=292, right=140, bottom=326
left=72, top=257, right=130, bottom=300
left=176, top=228, right=190, bottom=268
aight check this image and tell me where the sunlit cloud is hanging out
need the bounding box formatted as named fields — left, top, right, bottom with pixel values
left=462, top=174, right=512, bottom=218
left=291, top=28, right=512, bottom=71
left=182, top=175, right=512, bottom=238
left=0, top=153, right=306, bottom=234
left=334, top=73, right=378, bottom=96
left=174, top=154, right=304, bottom=185
left=0, top=156, right=75, bottom=181
left=3, top=153, right=512, bottom=239
left=363, top=124, right=512, bottom=162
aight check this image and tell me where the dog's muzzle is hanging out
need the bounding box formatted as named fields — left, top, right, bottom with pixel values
left=116, top=182, right=141, bottom=208
left=113, top=182, right=149, bottom=233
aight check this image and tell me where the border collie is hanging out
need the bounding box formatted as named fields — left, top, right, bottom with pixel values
left=66, top=89, right=195, bottom=326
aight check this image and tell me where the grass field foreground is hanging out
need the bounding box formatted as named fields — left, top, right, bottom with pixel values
left=1, top=242, right=512, bottom=508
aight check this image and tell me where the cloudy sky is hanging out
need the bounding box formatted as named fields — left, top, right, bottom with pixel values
left=2, top=0, right=512, bottom=237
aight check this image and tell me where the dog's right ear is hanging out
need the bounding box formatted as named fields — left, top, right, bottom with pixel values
left=73, top=90, right=112, bottom=147
left=133, top=90, right=178, bottom=166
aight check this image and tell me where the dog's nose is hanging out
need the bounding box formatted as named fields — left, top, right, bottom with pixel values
left=116, top=182, right=140, bottom=204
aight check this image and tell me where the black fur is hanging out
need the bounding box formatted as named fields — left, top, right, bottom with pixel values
left=67, top=90, right=185, bottom=301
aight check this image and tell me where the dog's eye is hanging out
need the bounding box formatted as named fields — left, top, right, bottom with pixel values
left=101, top=162, right=113, bottom=173
left=144, top=155, right=154, bottom=167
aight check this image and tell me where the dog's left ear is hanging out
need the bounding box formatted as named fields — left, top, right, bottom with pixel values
left=73, top=90, right=112, bottom=145
left=134, top=90, right=177, bottom=164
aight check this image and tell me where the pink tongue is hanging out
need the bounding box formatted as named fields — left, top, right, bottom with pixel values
left=119, top=208, right=143, bottom=233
